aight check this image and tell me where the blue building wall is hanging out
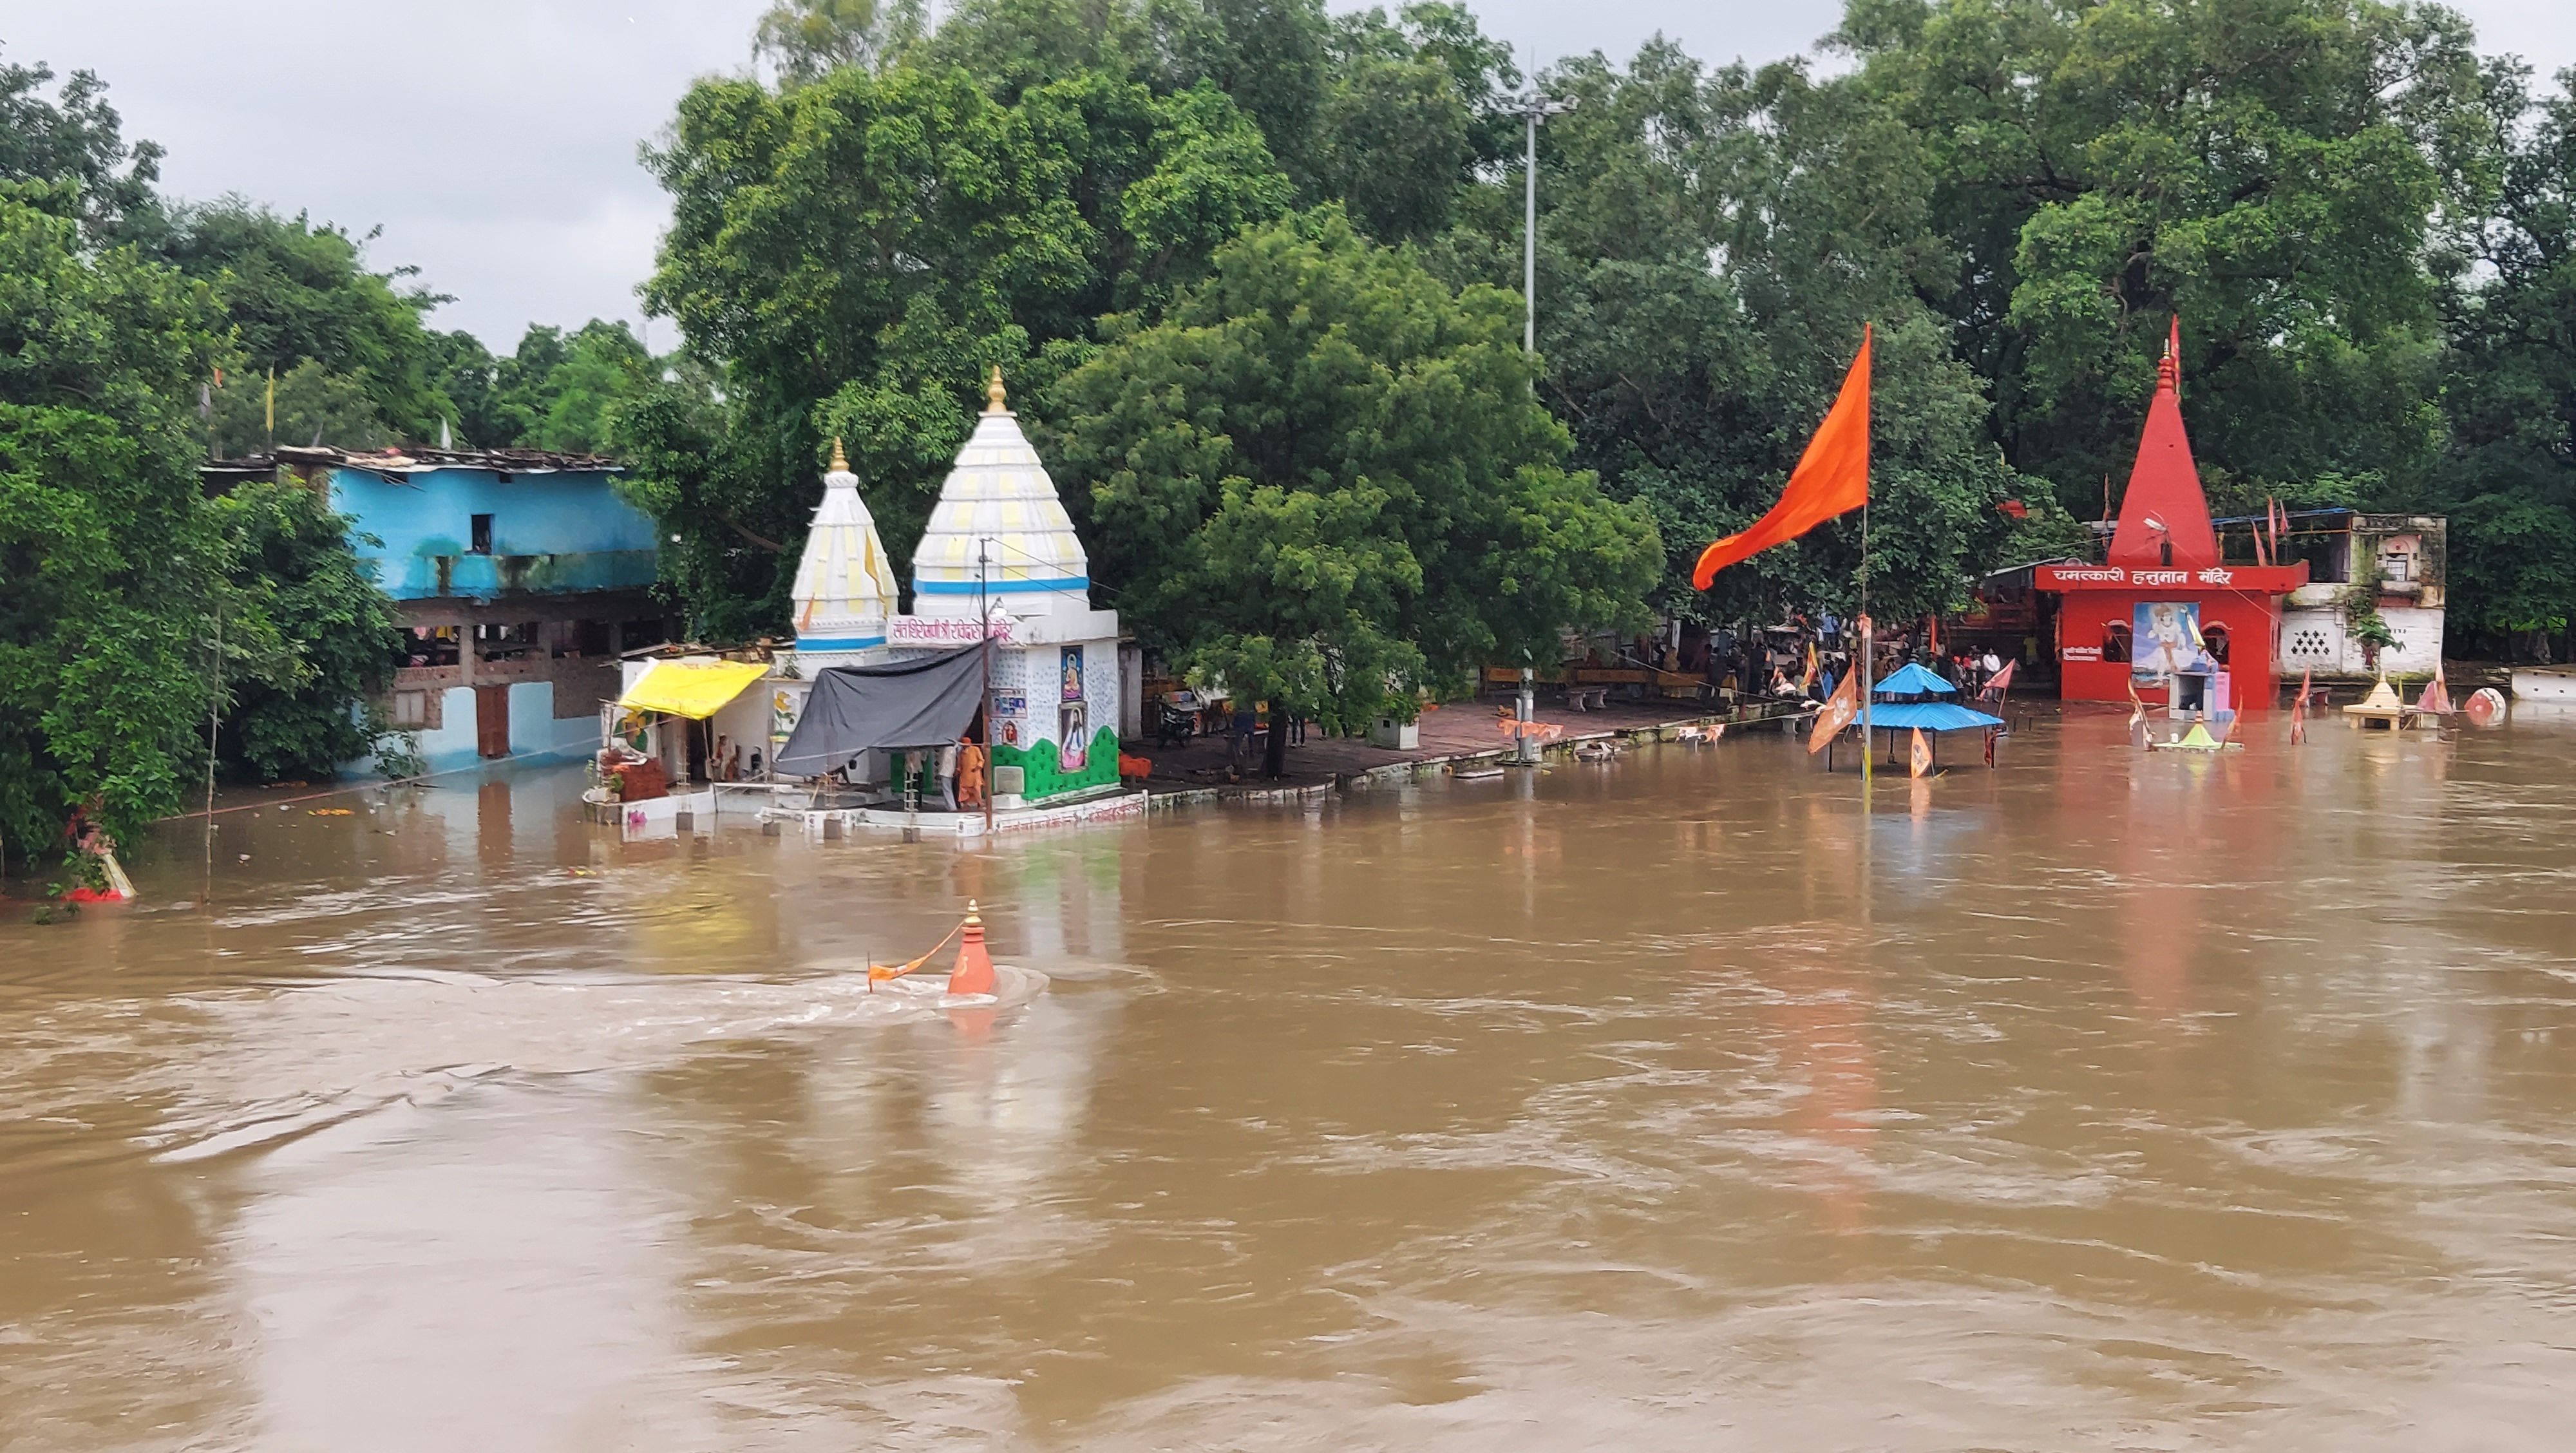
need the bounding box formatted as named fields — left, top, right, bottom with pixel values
left=390, top=683, right=601, bottom=777
left=329, top=465, right=659, bottom=601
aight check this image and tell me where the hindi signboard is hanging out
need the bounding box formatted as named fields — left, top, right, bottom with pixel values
left=888, top=614, right=1016, bottom=646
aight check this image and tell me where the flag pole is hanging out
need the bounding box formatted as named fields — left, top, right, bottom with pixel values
left=1860, top=499, right=1873, bottom=792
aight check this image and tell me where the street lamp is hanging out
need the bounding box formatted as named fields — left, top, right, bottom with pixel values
left=1510, top=90, right=1573, bottom=764
left=1511, top=92, right=1577, bottom=357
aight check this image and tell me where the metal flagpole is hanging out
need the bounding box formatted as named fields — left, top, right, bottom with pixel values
left=1860, top=497, right=1873, bottom=792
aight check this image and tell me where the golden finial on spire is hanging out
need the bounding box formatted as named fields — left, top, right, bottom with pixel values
left=985, top=365, right=1008, bottom=414
left=829, top=436, right=849, bottom=472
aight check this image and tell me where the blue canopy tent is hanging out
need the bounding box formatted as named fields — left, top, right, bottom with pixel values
left=1822, top=661, right=2005, bottom=771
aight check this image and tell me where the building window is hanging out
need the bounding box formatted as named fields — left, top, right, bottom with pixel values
left=2202, top=624, right=2230, bottom=665
left=392, top=690, right=429, bottom=727
left=2382, top=551, right=2412, bottom=582
left=469, top=513, right=493, bottom=555
left=2103, top=622, right=2132, bottom=664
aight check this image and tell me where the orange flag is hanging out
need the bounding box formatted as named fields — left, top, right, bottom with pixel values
left=1806, top=667, right=1860, bottom=755
left=1909, top=727, right=1933, bottom=779
left=1693, top=327, right=1871, bottom=588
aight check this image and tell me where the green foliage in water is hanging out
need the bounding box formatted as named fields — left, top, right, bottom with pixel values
left=209, top=480, right=408, bottom=782
left=0, top=183, right=241, bottom=860
left=1044, top=206, right=1661, bottom=734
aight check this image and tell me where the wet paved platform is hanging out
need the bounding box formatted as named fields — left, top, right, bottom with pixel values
left=1129, top=692, right=1812, bottom=798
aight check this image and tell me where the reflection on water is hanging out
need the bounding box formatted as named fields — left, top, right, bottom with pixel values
left=6, top=712, right=2576, bottom=1449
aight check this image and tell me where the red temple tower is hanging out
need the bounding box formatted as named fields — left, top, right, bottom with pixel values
left=2037, top=323, right=2308, bottom=706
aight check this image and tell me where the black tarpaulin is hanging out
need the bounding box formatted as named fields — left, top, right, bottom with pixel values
left=775, top=645, right=985, bottom=775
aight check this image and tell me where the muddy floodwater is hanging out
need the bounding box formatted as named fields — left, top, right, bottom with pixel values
left=8, top=707, right=2576, bottom=1450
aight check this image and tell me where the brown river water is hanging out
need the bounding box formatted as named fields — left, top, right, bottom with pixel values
left=6, top=705, right=2575, bottom=1451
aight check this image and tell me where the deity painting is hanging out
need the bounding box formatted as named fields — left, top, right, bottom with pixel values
left=2132, top=601, right=2217, bottom=683
left=1061, top=645, right=1085, bottom=702
left=1058, top=703, right=1088, bottom=771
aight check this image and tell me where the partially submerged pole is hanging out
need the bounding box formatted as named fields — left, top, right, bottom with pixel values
left=1859, top=497, right=1873, bottom=793
left=1516, top=663, right=1538, bottom=765
left=203, top=604, right=222, bottom=904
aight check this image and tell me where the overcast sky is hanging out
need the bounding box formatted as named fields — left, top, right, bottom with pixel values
left=10, top=1, right=2571, bottom=351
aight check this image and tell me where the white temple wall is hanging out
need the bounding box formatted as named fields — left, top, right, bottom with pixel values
left=2280, top=605, right=2445, bottom=678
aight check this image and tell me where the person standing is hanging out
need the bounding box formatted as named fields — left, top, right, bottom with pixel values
left=1231, top=704, right=1258, bottom=777
left=957, top=734, right=987, bottom=810
left=936, top=739, right=960, bottom=812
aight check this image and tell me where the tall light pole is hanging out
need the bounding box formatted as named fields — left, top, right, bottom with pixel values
left=1517, top=92, right=1576, bottom=358
left=1513, top=88, right=1573, bottom=765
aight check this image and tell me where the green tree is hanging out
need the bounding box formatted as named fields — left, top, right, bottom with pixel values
left=1314, top=5, right=1520, bottom=242
left=151, top=201, right=452, bottom=441
left=756, top=0, right=895, bottom=84
left=424, top=327, right=502, bottom=446
left=209, top=480, right=406, bottom=781
left=0, top=185, right=252, bottom=861
left=206, top=359, right=390, bottom=456
left=2431, top=64, right=2576, bottom=651
left=1426, top=42, right=2022, bottom=627
left=1834, top=0, right=2490, bottom=515
left=1043, top=207, right=1662, bottom=774
left=0, top=48, right=163, bottom=242
left=632, top=53, right=1291, bottom=636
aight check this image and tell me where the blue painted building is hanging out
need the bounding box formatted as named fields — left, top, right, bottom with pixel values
left=213, top=446, right=677, bottom=776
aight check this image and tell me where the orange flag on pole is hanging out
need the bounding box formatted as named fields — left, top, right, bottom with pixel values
left=1692, top=327, right=1871, bottom=588
left=1806, top=668, right=1861, bottom=755
left=1909, top=727, right=1933, bottom=779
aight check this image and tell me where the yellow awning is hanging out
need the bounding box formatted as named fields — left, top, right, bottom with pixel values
left=616, top=660, right=768, bottom=719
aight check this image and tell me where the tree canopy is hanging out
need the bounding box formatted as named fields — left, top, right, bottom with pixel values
left=1043, top=207, right=1661, bottom=750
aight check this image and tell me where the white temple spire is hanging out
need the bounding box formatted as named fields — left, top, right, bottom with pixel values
left=911, top=371, right=1090, bottom=619
left=790, top=437, right=898, bottom=664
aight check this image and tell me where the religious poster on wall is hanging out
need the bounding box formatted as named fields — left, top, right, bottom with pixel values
left=1061, top=645, right=1085, bottom=702
left=2132, top=602, right=2217, bottom=682
left=768, top=687, right=804, bottom=743
left=1058, top=703, right=1088, bottom=771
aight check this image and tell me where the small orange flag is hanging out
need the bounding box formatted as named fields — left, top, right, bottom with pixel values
left=1693, top=326, right=1871, bottom=588
left=1806, top=668, right=1860, bottom=755
left=1909, top=727, right=1933, bottom=779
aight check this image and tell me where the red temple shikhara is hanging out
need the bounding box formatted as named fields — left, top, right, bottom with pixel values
left=2036, top=329, right=2308, bottom=708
